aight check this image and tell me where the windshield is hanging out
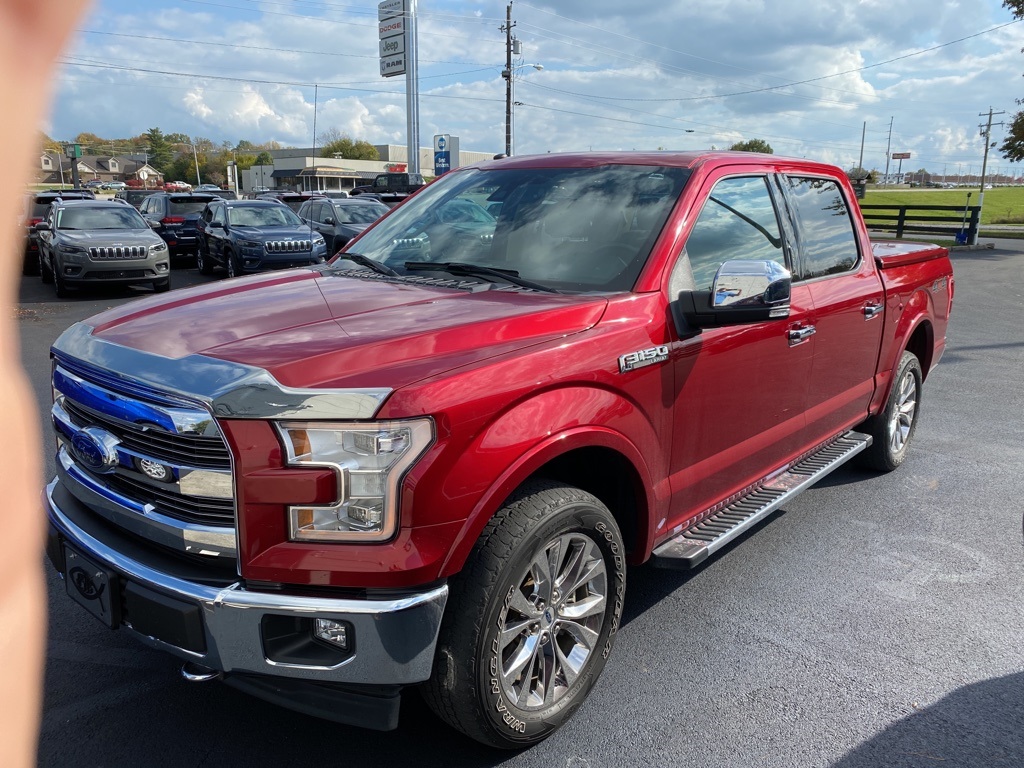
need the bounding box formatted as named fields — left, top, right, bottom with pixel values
left=56, top=206, right=148, bottom=230
left=228, top=205, right=302, bottom=227
left=338, top=202, right=389, bottom=224
left=341, top=164, right=690, bottom=293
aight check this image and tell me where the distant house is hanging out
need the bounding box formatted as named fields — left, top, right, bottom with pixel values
left=35, top=152, right=164, bottom=187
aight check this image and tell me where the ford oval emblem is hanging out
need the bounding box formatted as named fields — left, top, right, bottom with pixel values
left=71, top=427, right=120, bottom=474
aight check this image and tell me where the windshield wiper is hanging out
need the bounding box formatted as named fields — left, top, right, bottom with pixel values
left=333, top=252, right=399, bottom=277
left=403, top=261, right=559, bottom=293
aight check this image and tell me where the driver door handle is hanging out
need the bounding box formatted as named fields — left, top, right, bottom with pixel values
left=788, top=325, right=816, bottom=345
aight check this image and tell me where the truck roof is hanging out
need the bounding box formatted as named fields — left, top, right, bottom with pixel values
left=472, top=150, right=839, bottom=175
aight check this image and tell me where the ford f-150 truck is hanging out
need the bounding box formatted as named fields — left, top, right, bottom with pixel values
left=45, top=151, right=953, bottom=749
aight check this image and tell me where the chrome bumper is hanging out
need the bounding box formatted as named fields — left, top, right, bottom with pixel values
left=46, top=479, right=448, bottom=686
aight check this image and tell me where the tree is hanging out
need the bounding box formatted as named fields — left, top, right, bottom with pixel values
left=319, top=132, right=380, bottom=160
left=729, top=139, right=774, bottom=154
left=235, top=139, right=257, bottom=152
left=254, top=151, right=274, bottom=166
left=144, top=127, right=173, bottom=172
left=1001, top=0, right=1024, bottom=161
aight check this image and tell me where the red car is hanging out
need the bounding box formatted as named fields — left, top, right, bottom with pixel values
left=164, top=180, right=192, bottom=192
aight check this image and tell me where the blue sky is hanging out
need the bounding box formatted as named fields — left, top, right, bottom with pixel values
left=49, top=0, right=1024, bottom=176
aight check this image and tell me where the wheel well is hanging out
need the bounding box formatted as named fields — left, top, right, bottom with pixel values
left=528, top=447, right=645, bottom=561
left=905, top=321, right=934, bottom=380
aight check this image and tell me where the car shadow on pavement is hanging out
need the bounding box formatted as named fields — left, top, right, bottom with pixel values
left=829, top=672, right=1024, bottom=768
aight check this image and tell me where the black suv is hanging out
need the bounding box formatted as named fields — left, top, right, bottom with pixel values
left=195, top=199, right=327, bottom=277
left=296, top=197, right=390, bottom=255
left=139, top=192, right=220, bottom=262
left=114, top=188, right=159, bottom=209
left=23, top=189, right=95, bottom=275
left=256, top=191, right=325, bottom=214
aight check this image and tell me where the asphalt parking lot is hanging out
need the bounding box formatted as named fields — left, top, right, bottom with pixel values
left=17, top=246, right=1024, bottom=767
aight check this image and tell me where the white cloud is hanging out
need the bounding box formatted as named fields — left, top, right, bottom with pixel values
left=47, top=0, right=1024, bottom=174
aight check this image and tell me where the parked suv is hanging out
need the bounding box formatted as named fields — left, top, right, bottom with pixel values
left=23, top=189, right=95, bottom=275
left=35, top=199, right=170, bottom=297
left=195, top=199, right=327, bottom=277
left=114, top=188, right=159, bottom=209
left=139, top=192, right=220, bottom=262
left=296, top=196, right=390, bottom=255
left=256, top=191, right=325, bottom=213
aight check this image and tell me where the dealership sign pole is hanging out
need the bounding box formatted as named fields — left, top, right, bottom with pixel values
left=379, top=0, right=420, bottom=174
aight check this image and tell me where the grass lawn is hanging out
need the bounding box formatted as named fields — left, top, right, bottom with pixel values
left=860, top=187, right=1024, bottom=225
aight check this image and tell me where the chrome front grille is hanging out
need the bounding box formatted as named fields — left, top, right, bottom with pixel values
left=52, top=363, right=236, bottom=534
left=89, top=245, right=149, bottom=260
left=61, top=398, right=230, bottom=470
left=265, top=240, right=311, bottom=253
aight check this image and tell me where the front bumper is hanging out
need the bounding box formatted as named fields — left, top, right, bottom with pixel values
left=45, top=478, right=448, bottom=691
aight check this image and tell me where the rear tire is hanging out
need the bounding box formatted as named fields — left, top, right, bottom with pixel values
left=859, top=351, right=922, bottom=472
left=422, top=480, right=626, bottom=749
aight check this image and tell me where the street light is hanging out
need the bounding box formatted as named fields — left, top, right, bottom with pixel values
left=503, top=62, right=542, bottom=155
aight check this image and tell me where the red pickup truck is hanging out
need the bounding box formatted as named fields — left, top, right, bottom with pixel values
left=46, top=151, right=953, bottom=748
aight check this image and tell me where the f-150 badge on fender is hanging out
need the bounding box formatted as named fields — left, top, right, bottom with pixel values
left=619, top=345, right=669, bottom=373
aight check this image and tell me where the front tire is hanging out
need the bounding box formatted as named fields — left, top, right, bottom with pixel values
left=859, top=350, right=922, bottom=471
left=152, top=277, right=171, bottom=293
left=422, top=480, right=626, bottom=749
left=225, top=248, right=240, bottom=279
left=196, top=246, right=213, bottom=275
left=39, top=251, right=53, bottom=284
left=53, top=260, right=72, bottom=298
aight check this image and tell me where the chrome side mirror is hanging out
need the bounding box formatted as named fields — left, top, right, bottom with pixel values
left=712, top=259, right=791, bottom=313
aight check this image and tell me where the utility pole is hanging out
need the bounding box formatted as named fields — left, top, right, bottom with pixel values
left=882, top=116, right=893, bottom=186
left=973, top=106, right=1005, bottom=244
left=501, top=2, right=516, bottom=157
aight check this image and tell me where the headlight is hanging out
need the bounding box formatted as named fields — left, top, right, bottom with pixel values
left=239, top=239, right=262, bottom=249
left=150, top=241, right=168, bottom=252
left=277, top=419, right=433, bottom=542
left=312, top=234, right=325, bottom=244
left=58, top=244, right=87, bottom=254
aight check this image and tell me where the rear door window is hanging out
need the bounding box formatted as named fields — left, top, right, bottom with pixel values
left=784, top=176, right=859, bottom=280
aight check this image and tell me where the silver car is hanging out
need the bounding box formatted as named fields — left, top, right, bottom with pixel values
left=36, top=200, right=171, bottom=297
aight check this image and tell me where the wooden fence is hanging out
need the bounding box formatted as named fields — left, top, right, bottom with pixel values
left=859, top=204, right=980, bottom=243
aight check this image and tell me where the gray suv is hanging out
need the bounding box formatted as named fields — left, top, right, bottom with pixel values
left=36, top=199, right=171, bottom=297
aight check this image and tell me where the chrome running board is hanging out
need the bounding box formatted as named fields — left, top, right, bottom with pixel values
left=651, top=431, right=872, bottom=569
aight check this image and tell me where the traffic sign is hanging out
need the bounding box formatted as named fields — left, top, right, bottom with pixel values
left=891, top=152, right=911, bottom=159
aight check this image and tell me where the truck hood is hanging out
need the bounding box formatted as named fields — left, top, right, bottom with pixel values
left=85, top=269, right=608, bottom=390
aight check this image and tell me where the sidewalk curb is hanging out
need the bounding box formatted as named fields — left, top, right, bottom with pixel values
left=949, top=243, right=996, bottom=251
